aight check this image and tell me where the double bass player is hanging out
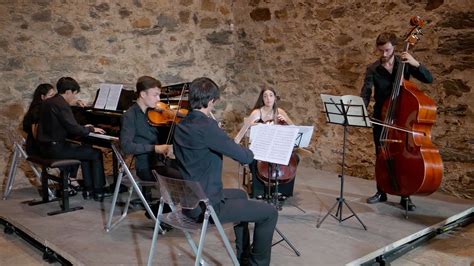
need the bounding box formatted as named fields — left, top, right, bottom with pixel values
left=360, top=32, right=433, bottom=211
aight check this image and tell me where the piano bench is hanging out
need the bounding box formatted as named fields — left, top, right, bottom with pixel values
left=26, top=156, right=84, bottom=216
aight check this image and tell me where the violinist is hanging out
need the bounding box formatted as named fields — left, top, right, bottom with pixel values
left=248, top=87, right=298, bottom=200
left=360, top=32, right=433, bottom=211
left=120, top=76, right=182, bottom=206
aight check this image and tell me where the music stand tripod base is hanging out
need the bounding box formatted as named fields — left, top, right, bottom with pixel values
left=265, top=163, right=302, bottom=256
left=317, top=96, right=369, bottom=230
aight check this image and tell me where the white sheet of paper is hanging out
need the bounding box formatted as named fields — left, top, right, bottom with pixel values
left=104, top=84, right=123, bottom=110
left=285, top=125, right=314, bottom=147
left=249, top=124, right=299, bottom=165
left=94, top=84, right=110, bottom=109
left=320, top=94, right=371, bottom=127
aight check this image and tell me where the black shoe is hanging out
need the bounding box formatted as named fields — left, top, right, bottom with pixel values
left=105, top=184, right=128, bottom=194
left=400, top=197, right=416, bottom=211
left=278, top=195, right=287, bottom=202
left=82, top=191, right=93, bottom=200
left=93, top=193, right=105, bottom=202
left=69, top=178, right=83, bottom=192
left=366, top=192, right=387, bottom=204
left=160, top=222, right=173, bottom=232
left=256, top=195, right=264, bottom=200
left=144, top=203, right=172, bottom=219
left=102, top=190, right=113, bottom=198
left=239, top=256, right=251, bottom=266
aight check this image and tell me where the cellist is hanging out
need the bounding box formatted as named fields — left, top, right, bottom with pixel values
left=360, top=32, right=433, bottom=211
left=247, top=87, right=298, bottom=200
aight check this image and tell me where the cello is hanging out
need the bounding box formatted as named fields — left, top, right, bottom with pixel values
left=375, top=16, right=443, bottom=197
left=255, top=114, right=299, bottom=186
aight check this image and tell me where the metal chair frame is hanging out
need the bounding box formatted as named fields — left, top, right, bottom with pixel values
left=105, top=143, right=159, bottom=232
left=3, top=130, right=53, bottom=200
left=147, top=173, right=239, bottom=266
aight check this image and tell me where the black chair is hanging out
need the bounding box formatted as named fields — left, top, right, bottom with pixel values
left=26, top=156, right=83, bottom=216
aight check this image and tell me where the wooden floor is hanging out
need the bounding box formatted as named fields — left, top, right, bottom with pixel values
left=0, top=158, right=473, bottom=265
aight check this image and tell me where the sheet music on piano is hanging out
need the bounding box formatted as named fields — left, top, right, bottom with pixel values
left=94, top=83, right=124, bottom=110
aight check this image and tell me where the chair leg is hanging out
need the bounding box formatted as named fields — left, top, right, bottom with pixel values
left=195, top=212, right=211, bottom=266
left=210, top=208, right=239, bottom=265
left=147, top=201, right=165, bottom=266
left=3, top=147, right=20, bottom=200
left=28, top=168, right=60, bottom=206
left=41, top=168, right=49, bottom=202
left=60, top=170, right=70, bottom=211
left=46, top=170, right=83, bottom=216
left=105, top=171, right=125, bottom=232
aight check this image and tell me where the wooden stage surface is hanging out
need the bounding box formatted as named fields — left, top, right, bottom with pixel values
left=1, top=158, right=473, bottom=265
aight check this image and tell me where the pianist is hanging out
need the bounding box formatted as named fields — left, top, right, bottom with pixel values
left=37, top=77, right=110, bottom=202
left=120, top=76, right=182, bottom=204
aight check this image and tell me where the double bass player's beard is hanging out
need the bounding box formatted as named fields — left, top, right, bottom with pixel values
left=380, top=51, right=395, bottom=64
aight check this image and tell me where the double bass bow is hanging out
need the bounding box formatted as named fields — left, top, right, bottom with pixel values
left=375, top=16, right=443, bottom=197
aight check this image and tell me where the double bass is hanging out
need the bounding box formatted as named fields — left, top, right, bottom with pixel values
left=375, top=16, right=443, bottom=197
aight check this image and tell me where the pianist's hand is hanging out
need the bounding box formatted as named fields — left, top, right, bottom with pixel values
left=93, top=127, right=106, bottom=134
left=154, top=144, right=171, bottom=155
left=73, top=99, right=86, bottom=107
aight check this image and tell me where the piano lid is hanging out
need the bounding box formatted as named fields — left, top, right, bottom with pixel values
left=161, top=82, right=190, bottom=98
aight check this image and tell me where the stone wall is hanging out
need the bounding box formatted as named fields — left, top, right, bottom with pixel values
left=0, top=0, right=236, bottom=189
left=0, top=0, right=472, bottom=199
left=229, top=0, right=474, bottom=198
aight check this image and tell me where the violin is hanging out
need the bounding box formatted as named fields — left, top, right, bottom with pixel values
left=147, top=102, right=188, bottom=126
left=375, top=16, right=443, bottom=197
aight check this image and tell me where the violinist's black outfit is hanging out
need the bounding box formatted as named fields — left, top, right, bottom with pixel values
left=360, top=55, right=433, bottom=208
left=37, top=95, right=106, bottom=200
left=120, top=103, right=181, bottom=200
left=174, top=110, right=278, bottom=266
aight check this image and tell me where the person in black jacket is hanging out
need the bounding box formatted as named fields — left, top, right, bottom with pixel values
left=37, top=77, right=109, bottom=202
left=120, top=76, right=181, bottom=215
left=173, top=77, right=278, bottom=266
left=360, top=32, right=433, bottom=211
left=22, top=83, right=56, bottom=155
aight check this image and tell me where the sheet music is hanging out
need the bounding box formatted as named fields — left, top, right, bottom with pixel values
left=285, top=125, right=314, bottom=147
left=94, top=84, right=110, bottom=109
left=249, top=124, right=299, bottom=165
left=104, top=84, right=123, bottom=110
left=320, top=94, right=371, bottom=127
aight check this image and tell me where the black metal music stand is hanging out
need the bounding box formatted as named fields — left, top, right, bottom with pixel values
left=263, top=133, right=306, bottom=213
left=316, top=95, right=370, bottom=230
left=264, top=162, right=301, bottom=256
left=250, top=124, right=302, bottom=256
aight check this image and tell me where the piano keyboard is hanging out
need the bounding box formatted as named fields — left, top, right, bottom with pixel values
left=88, top=132, right=119, bottom=141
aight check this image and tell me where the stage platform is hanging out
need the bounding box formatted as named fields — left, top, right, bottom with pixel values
left=1, top=158, right=473, bottom=265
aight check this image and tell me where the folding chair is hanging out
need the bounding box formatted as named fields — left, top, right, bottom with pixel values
left=105, top=142, right=159, bottom=232
left=3, top=129, right=53, bottom=200
left=147, top=172, right=239, bottom=266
